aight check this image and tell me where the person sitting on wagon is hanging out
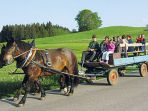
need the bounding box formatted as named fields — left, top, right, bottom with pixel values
left=101, top=39, right=115, bottom=64
left=141, top=34, right=146, bottom=51
left=114, top=36, right=122, bottom=53
left=127, top=35, right=134, bottom=52
left=135, top=35, right=142, bottom=52
left=100, top=36, right=109, bottom=53
left=121, top=35, right=128, bottom=52
left=81, top=35, right=100, bottom=64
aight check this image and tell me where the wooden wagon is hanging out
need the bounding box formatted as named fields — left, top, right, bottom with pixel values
left=79, top=43, right=148, bottom=85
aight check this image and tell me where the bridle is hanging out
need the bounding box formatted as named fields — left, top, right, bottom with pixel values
left=13, top=45, right=37, bottom=68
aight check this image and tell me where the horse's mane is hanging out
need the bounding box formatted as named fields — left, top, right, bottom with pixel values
left=15, top=40, right=32, bottom=51
left=15, top=40, right=42, bottom=60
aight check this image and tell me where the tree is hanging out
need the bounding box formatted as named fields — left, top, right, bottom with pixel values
left=75, top=9, right=102, bottom=32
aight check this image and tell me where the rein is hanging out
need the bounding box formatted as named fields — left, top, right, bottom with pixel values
left=10, top=48, right=38, bottom=74
left=13, top=48, right=39, bottom=59
left=10, top=46, right=47, bottom=74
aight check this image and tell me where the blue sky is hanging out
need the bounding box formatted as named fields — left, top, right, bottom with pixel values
left=0, top=0, right=148, bottom=31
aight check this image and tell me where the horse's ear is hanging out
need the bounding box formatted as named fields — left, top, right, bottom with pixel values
left=30, top=39, right=35, bottom=47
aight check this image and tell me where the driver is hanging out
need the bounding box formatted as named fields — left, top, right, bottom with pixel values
left=81, top=35, right=100, bottom=63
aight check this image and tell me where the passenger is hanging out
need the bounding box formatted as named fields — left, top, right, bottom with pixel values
left=141, top=34, right=146, bottom=51
left=136, top=35, right=142, bottom=43
left=100, top=36, right=109, bottom=53
left=117, top=36, right=122, bottom=43
left=81, top=35, right=100, bottom=63
left=114, top=36, right=122, bottom=53
left=127, top=35, right=134, bottom=52
left=101, top=39, right=115, bottom=64
left=135, top=35, right=141, bottom=52
left=121, top=35, right=128, bottom=52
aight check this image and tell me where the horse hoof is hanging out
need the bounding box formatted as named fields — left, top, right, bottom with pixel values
left=40, top=97, right=45, bottom=100
left=16, top=104, right=24, bottom=107
left=63, top=88, right=67, bottom=93
left=13, top=98, right=18, bottom=101
left=64, top=93, right=70, bottom=96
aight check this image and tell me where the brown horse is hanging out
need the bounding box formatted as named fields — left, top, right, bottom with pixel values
left=0, top=38, right=79, bottom=106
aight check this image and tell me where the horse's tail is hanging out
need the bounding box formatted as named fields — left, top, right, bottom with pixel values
left=73, top=55, right=79, bottom=87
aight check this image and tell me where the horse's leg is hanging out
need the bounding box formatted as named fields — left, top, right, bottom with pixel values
left=13, top=75, right=29, bottom=101
left=58, top=75, right=65, bottom=91
left=70, top=77, right=74, bottom=94
left=17, top=80, right=31, bottom=107
left=33, top=80, right=40, bottom=94
left=66, top=76, right=75, bottom=95
left=64, top=75, right=72, bottom=96
left=35, top=80, right=46, bottom=100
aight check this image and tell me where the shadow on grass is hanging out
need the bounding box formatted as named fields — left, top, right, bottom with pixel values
left=0, top=81, right=59, bottom=99
left=0, top=81, right=21, bottom=99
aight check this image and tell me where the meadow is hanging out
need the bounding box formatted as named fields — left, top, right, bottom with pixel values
left=0, top=26, right=147, bottom=98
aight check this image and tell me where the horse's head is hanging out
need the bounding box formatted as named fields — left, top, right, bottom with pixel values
left=0, top=38, right=17, bottom=66
left=0, top=38, right=36, bottom=67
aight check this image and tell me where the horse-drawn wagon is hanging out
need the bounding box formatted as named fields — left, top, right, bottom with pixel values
left=78, top=43, right=148, bottom=85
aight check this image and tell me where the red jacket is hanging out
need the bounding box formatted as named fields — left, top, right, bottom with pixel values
left=136, top=38, right=142, bottom=43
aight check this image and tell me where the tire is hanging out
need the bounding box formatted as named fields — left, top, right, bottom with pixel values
left=139, top=63, right=148, bottom=77
left=107, top=69, right=118, bottom=85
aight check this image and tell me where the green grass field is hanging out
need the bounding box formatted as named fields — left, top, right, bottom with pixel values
left=0, top=26, right=147, bottom=98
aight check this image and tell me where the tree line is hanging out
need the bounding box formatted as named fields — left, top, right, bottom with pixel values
left=0, top=21, right=71, bottom=42
left=0, top=9, right=103, bottom=42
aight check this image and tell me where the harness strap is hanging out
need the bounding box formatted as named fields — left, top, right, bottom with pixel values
left=13, top=50, right=30, bottom=59
left=25, top=48, right=37, bottom=67
left=45, top=50, right=51, bottom=67
left=15, top=48, right=37, bottom=68
left=21, top=48, right=33, bottom=68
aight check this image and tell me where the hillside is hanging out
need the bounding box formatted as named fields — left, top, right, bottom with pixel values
left=35, top=26, right=146, bottom=59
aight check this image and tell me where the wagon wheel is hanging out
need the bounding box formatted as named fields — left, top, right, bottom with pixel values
left=139, top=63, right=148, bottom=77
left=107, top=69, right=118, bottom=85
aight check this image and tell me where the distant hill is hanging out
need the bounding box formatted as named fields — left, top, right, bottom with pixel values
left=36, top=26, right=146, bottom=44
left=34, top=26, right=146, bottom=59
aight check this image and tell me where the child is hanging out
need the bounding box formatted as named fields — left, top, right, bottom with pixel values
left=101, top=39, right=115, bottom=64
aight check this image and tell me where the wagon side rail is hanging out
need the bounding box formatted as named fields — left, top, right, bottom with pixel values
left=120, top=43, right=148, bottom=56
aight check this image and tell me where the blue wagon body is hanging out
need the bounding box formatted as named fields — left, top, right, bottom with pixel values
left=114, top=55, right=148, bottom=66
